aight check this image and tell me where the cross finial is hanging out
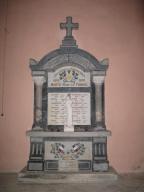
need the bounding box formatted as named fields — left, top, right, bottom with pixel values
left=60, top=16, right=79, bottom=37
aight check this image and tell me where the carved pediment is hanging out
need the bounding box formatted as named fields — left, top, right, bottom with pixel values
left=30, top=48, right=108, bottom=72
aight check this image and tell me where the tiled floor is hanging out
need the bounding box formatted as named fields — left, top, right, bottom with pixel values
left=0, top=172, right=144, bottom=192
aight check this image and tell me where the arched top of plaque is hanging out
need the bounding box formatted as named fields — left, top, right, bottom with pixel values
left=30, top=17, right=109, bottom=73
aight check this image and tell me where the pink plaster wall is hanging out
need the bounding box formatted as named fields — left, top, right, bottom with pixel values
left=0, top=0, right=144, bottom=173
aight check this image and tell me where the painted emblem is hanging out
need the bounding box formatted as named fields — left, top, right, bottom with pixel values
left=48, top=66, right=90, bottom=87
left=59, top=69, right=79, bottom=82
left=51, top=143, right=85, bottom=160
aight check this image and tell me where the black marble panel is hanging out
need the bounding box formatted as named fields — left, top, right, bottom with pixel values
left=44, top=160, right=58, bottom=170
left=78, top=160, right=91, bottom=170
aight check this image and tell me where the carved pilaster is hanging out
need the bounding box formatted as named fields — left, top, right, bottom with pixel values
left=33, top=76, right=46, bottom=130
left=93, top=76, right=105, bottom=129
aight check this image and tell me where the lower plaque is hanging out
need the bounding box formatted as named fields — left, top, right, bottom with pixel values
left=59, top=160, right=78, bottom=172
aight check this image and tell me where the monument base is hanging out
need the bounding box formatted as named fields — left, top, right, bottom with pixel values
left=18, top=167, right=118, bottom=183
left=26, top=131, right=111, bottom=172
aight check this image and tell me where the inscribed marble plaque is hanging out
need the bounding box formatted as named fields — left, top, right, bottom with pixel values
left=48, top=93, right=91, bottom=125
left=59, top=160, right=78, bottom=172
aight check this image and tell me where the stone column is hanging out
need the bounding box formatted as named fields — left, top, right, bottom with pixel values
left=33, top=76, right=46, bottom=130
left=93, top=76, right=105, bottom=129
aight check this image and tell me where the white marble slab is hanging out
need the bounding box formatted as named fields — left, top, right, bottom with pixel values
left=48, top=92, right=91, bottom=125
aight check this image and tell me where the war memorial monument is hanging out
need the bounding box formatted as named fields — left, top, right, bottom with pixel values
left=18, top=17, right=117, bottom=183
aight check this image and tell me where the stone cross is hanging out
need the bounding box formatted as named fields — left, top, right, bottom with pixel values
left=60, top=16, right=79, bottom=37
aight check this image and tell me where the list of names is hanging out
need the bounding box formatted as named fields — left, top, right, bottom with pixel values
left=48, top=93, right=90, bottom=125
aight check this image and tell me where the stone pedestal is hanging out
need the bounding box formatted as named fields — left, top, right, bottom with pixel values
left=26, top=131, right=111, bottom=172
left=64, top=125, right=74, bottom=132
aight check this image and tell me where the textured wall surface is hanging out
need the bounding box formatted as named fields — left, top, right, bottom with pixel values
left=0, top=0, right=144, bottom=172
